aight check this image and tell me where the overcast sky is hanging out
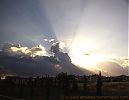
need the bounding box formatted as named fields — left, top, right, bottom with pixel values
left=0, top=0, right=128, bottom=57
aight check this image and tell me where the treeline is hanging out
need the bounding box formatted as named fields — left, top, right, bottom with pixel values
left=0, top=72, right=128, bottom=100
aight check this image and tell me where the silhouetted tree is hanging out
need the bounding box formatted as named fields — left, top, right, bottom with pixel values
left=64, top=76, right=70, bottom=96
left=54, top=77, right=57, bottom=87
left=45, top=75, right=51, bottom=100
left=72, top=75, right=78, bottom=94
left=96, top=71, right=103, bottom=96
left=57, top=72, right=70, bottom=96
left=83, top=75, right=87, bottom=95
left=18, top=79, right=23, bottom=98
left=40, top=77, right=44, bottom=88
left=4, top=79, right=14, bottom=96
left=28, top=77, right=34, bottom=100
left=34, top=76, right=39, bottom=87
left=0, top=79, right=6, bottom=95
left=57, top=72, right=67, bottom=88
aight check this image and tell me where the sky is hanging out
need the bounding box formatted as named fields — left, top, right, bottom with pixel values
left=0, top=0, right=128, bottom=58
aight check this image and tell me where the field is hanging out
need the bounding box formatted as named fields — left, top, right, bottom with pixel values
left=0, top=75, right=129, bottom=100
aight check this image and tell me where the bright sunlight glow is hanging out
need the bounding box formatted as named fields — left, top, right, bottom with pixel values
left=69, top=42, right=108, bottom=70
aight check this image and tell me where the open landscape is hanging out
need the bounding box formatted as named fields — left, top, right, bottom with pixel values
left=0, top=73, right=129, bottom=100
left=0, top=0, right=128, bottom=100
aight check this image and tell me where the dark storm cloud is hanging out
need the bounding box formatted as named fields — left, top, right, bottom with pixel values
left=0, top=43, right=90, bottom=76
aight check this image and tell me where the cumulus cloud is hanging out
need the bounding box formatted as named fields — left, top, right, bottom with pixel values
left=49, top=39, right=55, bottom=43
left=44, top=38, right=48, bottom=41
left=59, top=41, right=66, bottom=49
left=97, top=61, right=128, bottom=76
left=1, top=43, right=48, bottom=57
left=1, top=42, right=127, bottom=76
left=0, top=42, right=88, bottom=76
left=10, top=46, right=29, bottom=54
left=30, top=44, right=47, bottom=57
left=50, top=41, right=68, bottom=54
left=111, top=57, right=129, bottom=68
left=44, top=38, right=55, bottom=43
left=2, top=43, right=21, bottom=51
left=51, top=42, right=60, bottom=53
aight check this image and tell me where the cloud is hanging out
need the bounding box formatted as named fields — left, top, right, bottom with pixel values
left=51, top=42, right=60, bottom=53
left=97, top=61, right=128, bottom=76
left=49, top=39, right=55, bottom=43
left=0, top=43, right=128, bottom=76
left=0, top=42, right=89, bottom=76
left=30, top=44, right=47, bottom=57
left=59, top=41, right=66, bottom=49
left=111, top=57, right=129, bottom=68
left=1, top=43, right=48, bottom=57
left=44, top=39, right=48, bottom=41
left=2, top=43, right=21, bottom=51
left=1, top=42, right=127, bottom=76
left=50, top=41, right=68, bottom=54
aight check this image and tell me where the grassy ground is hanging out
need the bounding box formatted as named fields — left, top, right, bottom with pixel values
left=81, top=82, right=129, bottom=96
left=0, top=82, right=129, bottom=100
left=102, top=82, right=129, bottom=96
